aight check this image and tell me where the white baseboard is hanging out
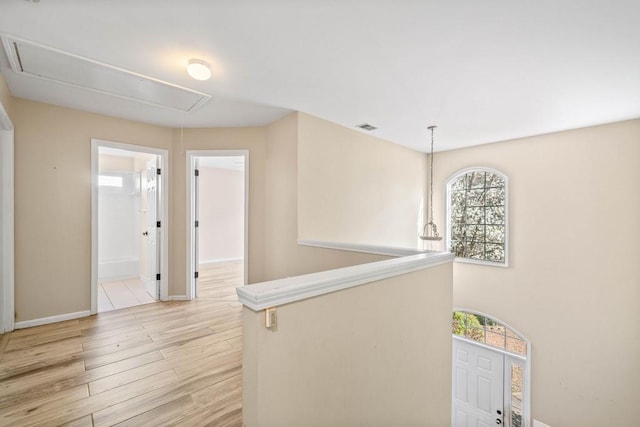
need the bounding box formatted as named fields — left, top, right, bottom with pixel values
left=168, top=295, right=190, bottom=301
left=15, top=310, right=91, bottom=329
left=199, top=257, right=243, bottom=266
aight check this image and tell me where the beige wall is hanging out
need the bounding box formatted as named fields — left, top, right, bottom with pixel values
left=433, top=119, right=640, bottom=427
left=11, top=98, right=272, bottom=320
left=243, top=263, right=453, bottom=427
left=264, top=113, right=390, bottom=281
left=12, top=98, right=173, bottom=321
left=297, top=113, right=427, bottom=248
left=11, top=101, right=419, bottom=321
left=198, top=166, right=244, bottom=263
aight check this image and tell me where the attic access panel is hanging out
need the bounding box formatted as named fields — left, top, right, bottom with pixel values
left=1, top=36, right=210, bottom=112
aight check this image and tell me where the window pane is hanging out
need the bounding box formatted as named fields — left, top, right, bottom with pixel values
left=462, top=225, right=485, bottom=242
left=467, top=189, right=485, bottom=206
left=448, top=169, right=507, bottom=264
left=485, top=244, right=505, bottom=262
left=465, top=325, right=485, bottom=342
left=470, top=171, right=485, bottom=188
left=511, top=364, right=524, bottom=427
left=451, top=178, right=466, bottom=191
left=486, top=173, right=504, bottom=188
left=485, top=187, right=505, bottom=206
left=485, top=225, right=504, bottom=244
left=485, top=330, right=506, bottom=349
left=506, top=337, right=527, bottom=355
left=467, top=243, right=486, bottom=260
left=485, top=206, right=505, bottom=225
left=451, top=190, right=466, bottom=208
left=466, top=207, right=485, bottom=225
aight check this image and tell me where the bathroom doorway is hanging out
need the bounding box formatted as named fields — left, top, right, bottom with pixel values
left=91, top=139, right=169, bottom=313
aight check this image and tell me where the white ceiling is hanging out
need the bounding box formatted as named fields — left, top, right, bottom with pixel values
left=0, top=0, right=638, bottom=152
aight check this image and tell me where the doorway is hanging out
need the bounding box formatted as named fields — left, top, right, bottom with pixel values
left=91, top=139, right=169, bottom=314
left=186, top=151, right=248, bottom=300
left=452, top=310, right=530, bottom=427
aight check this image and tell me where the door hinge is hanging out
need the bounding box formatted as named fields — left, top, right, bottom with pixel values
left=194, top=169, right=199, bottom=177
left=195, top=220, right=199, bottom=228
left=156, top=221, right=161, bottom=228
left=156, top=273, right=161, bottom=281
left=157, top=168, right=161, bottom=175
left=194, top=271, right=199, bottom=279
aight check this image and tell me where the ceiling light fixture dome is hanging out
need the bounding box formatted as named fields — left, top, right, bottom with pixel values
left=187, top=59, right=211, bottom=81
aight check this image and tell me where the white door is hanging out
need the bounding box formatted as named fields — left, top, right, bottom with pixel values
left=145, top=158, right=160, bottom=299
left=453, top=338, right=505, bottom=427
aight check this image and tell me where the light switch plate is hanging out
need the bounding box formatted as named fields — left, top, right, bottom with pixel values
left=265, top=307, right=277, bottom=329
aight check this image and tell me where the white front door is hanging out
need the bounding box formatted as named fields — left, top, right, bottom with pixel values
left=453, top=338, right=505, bottom=427
left=145, top=158, right=159, bottom=299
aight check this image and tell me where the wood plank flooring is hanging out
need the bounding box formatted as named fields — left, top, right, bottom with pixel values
left=0, top=261, right=244, bottom=426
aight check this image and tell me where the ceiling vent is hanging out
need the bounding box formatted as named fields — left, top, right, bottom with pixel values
left=0, top=35, right=210, bottom=112
left=356, top=123, right=377, bottom=131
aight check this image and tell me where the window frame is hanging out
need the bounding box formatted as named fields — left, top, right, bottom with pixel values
left=445, top=166, right=509, bottom=267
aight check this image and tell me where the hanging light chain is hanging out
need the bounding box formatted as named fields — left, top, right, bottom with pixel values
left=422, top=125, right=441, bottom=240
left=428, top=126, right=436, bottom=225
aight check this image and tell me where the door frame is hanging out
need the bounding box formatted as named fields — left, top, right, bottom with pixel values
left=452, top=308, right=531, bottom=427
left=91, top=139, right=170, bottom=313
left=186, top=150, right=249, bottom=300
left=0, top=100, right=14, bottom=332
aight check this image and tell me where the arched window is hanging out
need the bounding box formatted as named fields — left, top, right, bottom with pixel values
left=452, top=311, right=526, bottom=356
left=446, top=168, right=508, bottom=266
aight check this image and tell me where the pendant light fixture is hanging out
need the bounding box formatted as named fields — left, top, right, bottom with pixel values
left=420, top=125, right=443, bottom=241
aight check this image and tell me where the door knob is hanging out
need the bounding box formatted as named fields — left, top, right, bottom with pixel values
left=496, top=419, right=502, bottom=425
left=142, top=231, right=148, bottom=236
left=497, top=410, right=502, bottom=415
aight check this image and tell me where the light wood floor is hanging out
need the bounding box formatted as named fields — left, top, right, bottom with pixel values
left=0, top=261, right=244, bottom=426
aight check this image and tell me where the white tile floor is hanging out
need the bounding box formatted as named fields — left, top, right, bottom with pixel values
left=98, top=277, right=156, bottom=312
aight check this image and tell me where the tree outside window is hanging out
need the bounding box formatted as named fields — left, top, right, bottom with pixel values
left=447, top=169, right=507, bottom=265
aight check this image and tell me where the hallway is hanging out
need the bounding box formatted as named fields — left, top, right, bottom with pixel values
left=0, top=262, right=243, bottom=426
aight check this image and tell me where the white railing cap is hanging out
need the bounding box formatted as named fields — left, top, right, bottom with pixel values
left=237, top=251, right=454, bottom=311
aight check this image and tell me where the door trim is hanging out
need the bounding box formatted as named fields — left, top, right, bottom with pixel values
left=452, top=308, right=531, bottom=427
left=186, top=150, right=249, bottom=300
left=0, top=100, right=14, bottom=332
left=90, top=139, right=170, bottom=314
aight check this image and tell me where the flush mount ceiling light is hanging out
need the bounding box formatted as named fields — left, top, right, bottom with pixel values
left=187, top=59, right=211, bottom=81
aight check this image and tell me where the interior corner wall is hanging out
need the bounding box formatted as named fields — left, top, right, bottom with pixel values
left=297, top=113, right=427, bottom=248
left=264, top=113, right=389, bottom=282
left=432, top=119, right=640, bottom=427
left=12, top=98, right=173, bottom=322
left=169, top=127, right=266, bottom=291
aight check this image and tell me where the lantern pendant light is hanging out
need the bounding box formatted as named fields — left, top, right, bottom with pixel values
left=420, top=125, right=443, bottom=241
